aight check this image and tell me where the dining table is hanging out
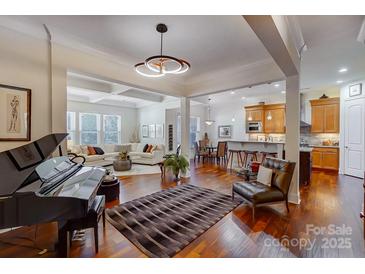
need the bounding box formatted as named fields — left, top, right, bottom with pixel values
left=205, top=146, right=217, bottom=156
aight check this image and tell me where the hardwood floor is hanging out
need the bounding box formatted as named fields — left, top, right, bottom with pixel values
left=0, top=161, right=364, bottom=258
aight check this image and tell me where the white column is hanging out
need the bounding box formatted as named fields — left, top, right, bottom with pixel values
left=286, top=75, right=300, bottom=204
left=180, top=97, right=191, bottom=178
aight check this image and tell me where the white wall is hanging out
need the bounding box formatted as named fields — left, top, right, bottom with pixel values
left=207, top=94, right=285, bottom=145
left=138, top=101, right=207, bottom=154
left=67, top=100, right=138, bottom=144
left=138, top=104, right=166, bottom=145
left=0, top=27, right=51, bottom=152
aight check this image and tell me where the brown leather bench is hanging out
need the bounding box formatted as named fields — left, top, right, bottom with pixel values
left=232, top=157, right=296, bottom=220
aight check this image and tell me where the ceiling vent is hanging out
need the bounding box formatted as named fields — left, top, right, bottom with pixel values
left=357, top=18, right=365, bottom=45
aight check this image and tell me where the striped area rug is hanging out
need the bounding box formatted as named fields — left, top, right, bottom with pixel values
left=106, top=184, right=240, bottom=257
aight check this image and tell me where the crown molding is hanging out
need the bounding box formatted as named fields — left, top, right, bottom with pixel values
left=285, top=16, right=307, bottom=57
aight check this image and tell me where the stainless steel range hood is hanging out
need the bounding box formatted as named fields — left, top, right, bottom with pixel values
left=300, top=93, right=311, bottom=129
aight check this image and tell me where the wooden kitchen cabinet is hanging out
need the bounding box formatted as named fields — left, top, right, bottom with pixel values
left=245, top=105, right=264, bottom=122
left=311, top=147, right=339, bottom=170
left=264, top=104, right=285, bottom=133
left=245, top=103, right=285, bottom=133
left=310, top=98, right=339, bottom=133
left=324, top=104, right=339, bottom=132
left=312, top=149, right=322, bottom=168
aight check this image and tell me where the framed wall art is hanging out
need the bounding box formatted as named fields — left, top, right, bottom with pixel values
left=0, top=84, right=31, bottom=141
left=149, top=124, right=156, bottom=138
left=155, top=124, right=164, bottom=138
left=142, top=125, right=149, bottom=138
left=349, top=83, right=362, bottom=97
left=218, top=125, right=232, bottom=138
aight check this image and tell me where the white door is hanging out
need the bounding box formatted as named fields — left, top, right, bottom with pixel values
left=344, top=98, right=365, bottom=178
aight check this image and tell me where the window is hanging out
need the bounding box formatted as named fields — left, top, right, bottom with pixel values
left=177, top=115, right=181, bottom=147
left=176, top=115, right=201, bottom=148
left=66, top=112, right=76, bottom=142
left=190, top=116, right=200, bottom=148
left=79, top=113, right=100, bottom=145
left=103, top=115, right=121, bottom=144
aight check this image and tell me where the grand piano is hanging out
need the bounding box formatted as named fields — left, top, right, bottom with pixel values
left=0, top=133, right=106, bottom=256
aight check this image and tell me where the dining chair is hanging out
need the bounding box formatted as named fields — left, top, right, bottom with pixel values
left=194, top=142, right=208, bottom=163
left=210, top=142, right=227, bottom=165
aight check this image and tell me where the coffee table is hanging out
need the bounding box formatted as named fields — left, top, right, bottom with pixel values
left=105, top=157, right=132, bottom=171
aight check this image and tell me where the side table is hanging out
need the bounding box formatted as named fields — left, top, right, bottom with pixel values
left=97, top=175, right=120, bottom=202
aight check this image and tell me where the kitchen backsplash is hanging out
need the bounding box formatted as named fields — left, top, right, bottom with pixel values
left=249, top=133, right=286, bottom=142
left=300, top=133, right=339, bottom=146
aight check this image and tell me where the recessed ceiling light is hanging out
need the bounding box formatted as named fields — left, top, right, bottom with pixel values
left=336, top=80, right=344, bottom=84
left=230, top=91, right=235, bottom=95
left=241, top=96, right=246, bottom=100
left=274, top=84, right=280, bottom=87
left=338, top=68, right=348, bottom=73
left=281, top=90, right=286, bottom=94
left=232, top=118, right=236, bottom=122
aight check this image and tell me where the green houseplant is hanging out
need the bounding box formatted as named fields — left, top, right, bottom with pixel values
left=164, top=154, right=189, bottom=181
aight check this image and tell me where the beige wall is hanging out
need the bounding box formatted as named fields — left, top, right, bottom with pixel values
left=0, top=27, right=51, bottom=152
left=0, top=25, right=186, bottom=152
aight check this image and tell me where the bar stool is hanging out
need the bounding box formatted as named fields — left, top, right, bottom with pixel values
left=242, top=150, right=258, bottom=168
left=227, top=149, right=244, bottom=171
left=260, top=152, right=278, bottom=163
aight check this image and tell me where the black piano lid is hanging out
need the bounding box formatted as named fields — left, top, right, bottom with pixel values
left=0, top=133, right=68, bottom=197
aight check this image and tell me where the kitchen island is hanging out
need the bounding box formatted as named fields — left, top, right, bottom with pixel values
left=226, top=140, right=285, bottom=159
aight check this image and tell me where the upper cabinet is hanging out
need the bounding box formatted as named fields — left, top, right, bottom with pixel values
left=264, top=104, right=286, bottom=133
left=310, top=98, right=339, bottom=133
left=245, top=105, right=264, bottom=122
left=244, top=103, right=285, bottom=133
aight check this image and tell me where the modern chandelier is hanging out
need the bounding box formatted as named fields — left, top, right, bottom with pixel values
left=134, top=23, right=191, bottom=78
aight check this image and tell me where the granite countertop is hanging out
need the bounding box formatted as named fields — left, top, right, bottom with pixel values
left=227, top=140, right=285, bottom=144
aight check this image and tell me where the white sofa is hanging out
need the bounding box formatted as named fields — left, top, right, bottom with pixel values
left=68, top=143, right=165, bottom=167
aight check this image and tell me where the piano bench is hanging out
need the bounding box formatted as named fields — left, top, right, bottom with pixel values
left=60, top=195, right=106, bottom=255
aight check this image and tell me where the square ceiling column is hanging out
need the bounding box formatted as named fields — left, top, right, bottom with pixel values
left=244, top=15, right=301, bottom=204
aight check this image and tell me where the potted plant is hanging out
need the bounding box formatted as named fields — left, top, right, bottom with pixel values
left=119, top=150, right=129, bottom=161
left=164, top=154, right=189, bottom=181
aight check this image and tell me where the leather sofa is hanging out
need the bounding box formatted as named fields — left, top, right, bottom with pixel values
left=232, top=157, right=296, bottom=220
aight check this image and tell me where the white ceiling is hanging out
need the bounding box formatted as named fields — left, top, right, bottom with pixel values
left=298, top=16, right=365, bottom=89
left=1, top=15, right=365, bottom=98
left=194, top=80, right=287, bottom=105
left=298, top=15, right=363, bottom=48
left=16, top=15, right=272, bottom=84
left=67, top=73, right=178, bottom=108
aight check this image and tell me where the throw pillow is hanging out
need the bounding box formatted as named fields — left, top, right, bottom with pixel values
left=146, top=144, right=153, bottom=153
left=87, top=146, right=96, bottom=155
left=80, top=145, right=89, bottom=155
left=143, top=144, right=149, bottom=152
left=257, top=165, right=273, bottom=186
left=93, top=147, right=105, bottom=155
left=150, top=145, right=158, bottom=153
